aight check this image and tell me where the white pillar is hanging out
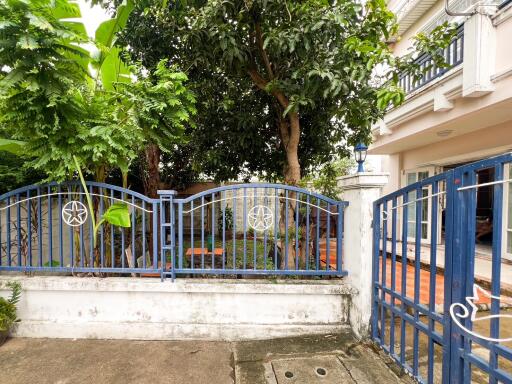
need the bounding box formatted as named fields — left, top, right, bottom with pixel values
left=338, top=172, right=389, bottom=338
left=462, top=10, right=496, bottom=97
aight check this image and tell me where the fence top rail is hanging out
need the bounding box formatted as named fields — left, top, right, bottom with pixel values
left=0, top=181, right=159, bottom=204
left=173, top=182, right=349, bottom=207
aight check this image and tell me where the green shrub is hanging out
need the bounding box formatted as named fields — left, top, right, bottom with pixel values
left=0, top=282, right=21, bottom=332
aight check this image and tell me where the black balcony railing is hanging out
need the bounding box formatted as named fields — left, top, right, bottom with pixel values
left=398, top=23, right=464, bottom=94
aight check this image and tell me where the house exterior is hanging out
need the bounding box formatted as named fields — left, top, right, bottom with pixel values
left=371, top=0, right=512, bottom=258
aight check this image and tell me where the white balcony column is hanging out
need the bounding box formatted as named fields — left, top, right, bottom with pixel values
left=338, top=172, right=389, bottom=338
left=462, top=10, right=496, bottom=97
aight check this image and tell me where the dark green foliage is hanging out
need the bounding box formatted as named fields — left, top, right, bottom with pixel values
left=0, top=152, right=45, bottom=195
left=109, top=0, right=455, bottom=182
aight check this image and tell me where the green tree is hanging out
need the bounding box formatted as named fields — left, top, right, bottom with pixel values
left=111, top=0, right=454, bottom=186
left=118, top=59, right=197, bottom=197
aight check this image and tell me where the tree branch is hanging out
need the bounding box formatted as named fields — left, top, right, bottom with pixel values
left=254, top=23, right=274, bottom=80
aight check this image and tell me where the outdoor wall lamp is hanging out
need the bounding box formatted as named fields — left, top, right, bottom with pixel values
left=354, top=142, right=368, bottom=173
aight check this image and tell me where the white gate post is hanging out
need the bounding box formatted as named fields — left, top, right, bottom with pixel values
left=338, top=172, right=388, bottom=338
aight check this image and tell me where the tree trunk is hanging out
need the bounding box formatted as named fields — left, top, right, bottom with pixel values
left=142, top=142, right=161, bottom=263
left=143, top=143, right=161, bottom=198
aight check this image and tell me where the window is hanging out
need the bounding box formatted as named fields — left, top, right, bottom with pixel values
left=403, top=169, right=434, bottom=243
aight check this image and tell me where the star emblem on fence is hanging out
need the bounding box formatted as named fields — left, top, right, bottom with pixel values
left=248, top=205, right=273, bottom=231
left=62, top=201, right=88, bottom=227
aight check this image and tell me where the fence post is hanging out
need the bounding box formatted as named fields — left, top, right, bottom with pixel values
left=158, top=190, right=177, bottom=281
left=337, top=172, right=389, bottom=338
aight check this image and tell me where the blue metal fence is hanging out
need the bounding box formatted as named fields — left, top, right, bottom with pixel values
left=162, top=183, right=348, bottom=279
left=0, top=182, right=161, bottom=275
left=372, top=153, right=512, bottom=384
left=0, top=182, right=348, bottom=279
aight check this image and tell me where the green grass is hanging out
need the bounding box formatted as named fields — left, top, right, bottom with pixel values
left=171, top=238, right=275, bottom=270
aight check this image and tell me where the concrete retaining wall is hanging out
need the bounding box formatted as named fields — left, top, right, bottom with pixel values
left=0, top=276, right=354, bottom=341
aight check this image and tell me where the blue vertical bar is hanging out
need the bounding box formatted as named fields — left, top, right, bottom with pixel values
left=121, top=191, right=125, bottom=269
left=243, top=189, right=247, bottom=270
left=68, top=188, right=73, bottom=268
left=110, top=189, right=115, bottom=268
left=315, top=199, right=320, bottom=271
left=306, top=195, right=310, bottom=270
left=141, top=200, right=146, bottom=269
left=16, top=194, right=21, bottom=266
left=58, top=186, right=63, bottom=268
left=285, top=190, right=289, bottom=270
left=201, top=196, right=205, bottom=270
left=371, top=201, right=382, bottom=340
left=489, top=164, right=503, bottom=384
left=27, top=190, right=32, bottom=267
left=390, top=196, right=398, bottom=356
left=6, top=197, right=11, bottom=266
left=380, top=200, right=388, bottom=348
left=326, top=203, right=331, bottom=272
left=131, top=195, right=136, bottom=269
left=212, top=193, right=216, bottom=269
left=462, top=171, right=477, bottom=384
left=336, top=203, right=343, bottom=273
left=152, top=201, right=158, bottom=270
left=401, top=193, right=409, bottom=365
left=88, top=185, right=93, bottom=268
left=233, top=190, right=237, bottom=271
left=178, top=202, right=183, bottom=270
left=79, top=189, right=84, bottom=267
left=48, top=187, right=52, bottom=268
left=158, top=195, right=165, bottom=278
left=222, top=191, right=226, bottom=270
left=253, top=189, right=257, bottom=270
left=413, top=187, right=422, bottom=377
left=263, top=189, right=268, bottom=271
left=100, top=188, right=105, bottom=268
left=274, top=190, right=278, bottom=270
left=428, top=182, right=439, bottom=384
left=295, top=192, right=299, bottom=271
left=170, top=193, right=176, bottom=280
left=191, top=200, right=194, bottom=270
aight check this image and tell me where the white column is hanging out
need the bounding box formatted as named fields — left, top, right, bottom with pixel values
left=462, top=10, right=496, bottom=98
left=338, top=172, right=389, bottom=338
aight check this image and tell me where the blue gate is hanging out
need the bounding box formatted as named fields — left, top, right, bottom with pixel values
left=372, top=153, right=512, bottom=383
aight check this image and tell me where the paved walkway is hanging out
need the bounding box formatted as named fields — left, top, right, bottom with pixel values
left=0, top=334, right=413, bottom=384
left=384, top=241, right=512, bottom=292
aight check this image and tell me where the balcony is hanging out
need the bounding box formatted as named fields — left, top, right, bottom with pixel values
left=398, top=23, right=465, bottom=95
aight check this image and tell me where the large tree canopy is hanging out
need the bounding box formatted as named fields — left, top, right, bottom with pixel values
left=110, top=0, right=453, bottom=184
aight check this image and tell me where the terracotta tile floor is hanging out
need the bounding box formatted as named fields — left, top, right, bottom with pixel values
left=379, top=258, right=491, bottom=307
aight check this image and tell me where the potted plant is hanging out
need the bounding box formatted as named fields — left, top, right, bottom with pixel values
left=0, top=281, right=21, bottom=346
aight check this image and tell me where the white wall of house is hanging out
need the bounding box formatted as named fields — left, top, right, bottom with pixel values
left=373, top=2, right=512, bottom=196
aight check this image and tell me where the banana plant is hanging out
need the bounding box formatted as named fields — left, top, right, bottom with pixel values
left=73, top=156, right=130, bottom=249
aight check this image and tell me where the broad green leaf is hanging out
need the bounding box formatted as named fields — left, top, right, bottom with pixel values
left=0, top=139, right=26, bottom=155
left=102, top=203, right=131, bottom=228
left=99, top=46, right=131, bottom=90
left=95, top=0, right=134, bottom=49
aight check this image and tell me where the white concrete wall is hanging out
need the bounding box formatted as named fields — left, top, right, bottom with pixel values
left=0, top=276, right=354, bottom=341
